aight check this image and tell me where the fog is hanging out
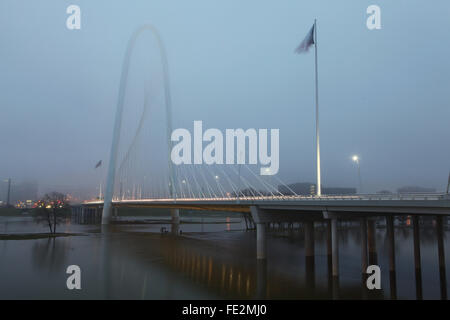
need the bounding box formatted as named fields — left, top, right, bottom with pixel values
left=1, top=0, right=449, bottom=200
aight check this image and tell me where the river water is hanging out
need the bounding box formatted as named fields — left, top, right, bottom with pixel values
left=0, top=213, right=448, bottom=299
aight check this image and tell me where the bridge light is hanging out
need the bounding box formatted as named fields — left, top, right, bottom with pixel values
left=351, top=155, right=362, bottom=193
left=215, top=175, right=219, bottom=180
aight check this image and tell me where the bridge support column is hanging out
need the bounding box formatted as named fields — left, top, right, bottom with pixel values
left=367, top=219, right=377, bottom=265
left=331, top=218, right=339, bottom=278
left=436, top=216, right=447, bottom=300
left=256, top=223, right=266, bottom=260
left=413, top=215, right=423, bottom=300
left=250, top=206, right=266, bottom=260
left=386, top=215, right=397, bottom=299
left=326, top=220, right=333, bottom=293
left=360, top=217, right=368, bottom=274
left=305, top=221, right=315, bottom=290
left=171, top=209, right=180, bottom=235
left=255, top=260, right=267, bottom=299
left=359, top=217, right=369, bottom=299
left=305, top=221, right=315, bottom=257
left=326, top=219, right=332, bottom=269
left=330, top=217, right=340, bottom=299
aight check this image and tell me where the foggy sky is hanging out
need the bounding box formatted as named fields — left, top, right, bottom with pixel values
left=1, top=0, right=449, bottom=199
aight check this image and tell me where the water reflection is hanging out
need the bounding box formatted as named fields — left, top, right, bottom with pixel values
left=31, top=238, right=69, bottom=273
left=0, top=215, right=448, bottom=299
left=99, top=229, right=364, bottom=299
left=158, top=242, right=272, bottom=299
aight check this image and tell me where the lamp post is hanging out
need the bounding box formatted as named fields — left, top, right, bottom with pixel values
left=352, top=155, right=362, bottom=194
left=264, top=168, right=272, bottom=197
left=214, top=175, right=221, bottom=198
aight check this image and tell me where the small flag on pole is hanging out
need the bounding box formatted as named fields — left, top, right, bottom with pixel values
left=295, top=24, right=315, bottom=54
left=95, top=160, right=102, bottom=169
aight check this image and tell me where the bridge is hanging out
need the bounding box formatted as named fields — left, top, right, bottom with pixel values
left=87, top=193, right=450, bottom=215
left=80, top=25, right=449, bottom=295
left=83, top=192, right=450, bottom=282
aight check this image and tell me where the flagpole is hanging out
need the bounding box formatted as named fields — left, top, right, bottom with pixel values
left=314, top=19, right=321, bottom=197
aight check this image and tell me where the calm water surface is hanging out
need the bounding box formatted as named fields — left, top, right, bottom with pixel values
left=0, top=214, right=448, bottom=299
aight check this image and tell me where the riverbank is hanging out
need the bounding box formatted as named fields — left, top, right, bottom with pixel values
left=0, top=232, right=85, bottom=240
left=0, top=207, right=27, bottom=217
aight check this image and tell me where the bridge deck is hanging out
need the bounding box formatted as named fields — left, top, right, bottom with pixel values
left=83, top=194, right=450, bottom=216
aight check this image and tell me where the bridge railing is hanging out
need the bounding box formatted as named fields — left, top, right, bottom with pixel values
left=352, top=193, right=447, bottom=201
left=81, top=192, right=448, bottom=204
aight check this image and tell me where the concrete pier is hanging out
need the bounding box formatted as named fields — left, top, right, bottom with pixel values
left=255, top=260, right=267, bottom=299
left=412, top=215, right=423, bottom=299
left=436, top=215, right=447, bottom=300
left=256, top=223, right=267, bottom=260
left=171, top=209, right=180, bottom=235
left=386, top=215, right=397, bottom=299
left=304, top=221, right=315, bottom=291
left=250, top=206, right=267, bottom=260
left=331, top=218, right=339, bottom=278
left=359, top=217, right=368, bottom=298
left=360, top=218, right=368, bottom=274
left=304, top=221, right=315, bottom=258
left=71, top=206, right=103, bottom=224
left=367, top=219, right=378, bottom=265
left=325, top=220, right=333, bottom=296
left=326, top=220, right=332, bottom=264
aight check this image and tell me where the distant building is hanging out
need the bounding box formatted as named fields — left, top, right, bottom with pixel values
left=397, top=186, right=436, bottom=193
left=279, top=182, right=315, bottom=195
left=322, top=187, right=357, bottom=195
left=0, top=180, right=38, bottom=204
left=279, top=182, right=356, bottom=196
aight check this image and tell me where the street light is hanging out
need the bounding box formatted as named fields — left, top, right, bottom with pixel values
left=351, top=155, right=362, bottom=194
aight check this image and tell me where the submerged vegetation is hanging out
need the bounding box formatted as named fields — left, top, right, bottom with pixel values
left=32, top=192, right=71, bottom=234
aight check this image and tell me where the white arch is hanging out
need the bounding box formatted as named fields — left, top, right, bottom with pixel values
left=102, top=25, right=175, bottom=224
